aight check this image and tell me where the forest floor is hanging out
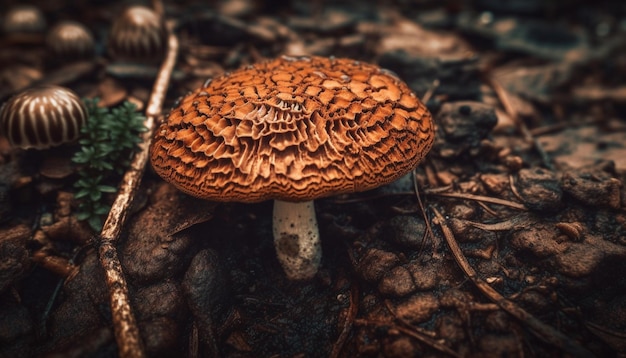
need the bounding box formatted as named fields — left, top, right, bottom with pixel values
left=1, top=0, right=626, bottom=357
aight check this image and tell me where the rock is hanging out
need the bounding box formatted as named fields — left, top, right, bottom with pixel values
left=496, top=19, right=589, bottom=62
left=491, top=62, right=574, bottom=104
left=140, top=316, right=181, bottom=356
left=484, top=310, right=511, bottom=332
left=434, top=101, right=498, bottom=158
left=46, top=254, right=109, bottom=352
left=383, top=337, right=421, bottom=358
left=0, top=224, right=30, bottom=293
left=378, top=50, right=482, bottom=101
left=378, top=266, right=416, bottom=297
left=447, top=203, right=478, bottom=220
left=133, top=280, right=186, bottom=320
left=182, top=249, right=227, bottom=352
left=509, top=224, right=568, bottom=257
left=122, top=184, right=215, bottom=284
left=0, top=295, right=33, bottom=352
left=481, top=173, right=510, bottom=195
left=440, top=288, right=474, bottom=309
left=555, top=235, right=626, bottom=278
left=562, top=169, right=622, bottom=209
left=394, top=293, right=439, bottom=323
left=388, top=215, right=426, bottom=248
left=356, top=248, right=400, bottom=282
left=516, top=290, right=552, bottom=314
left=435, top=314, right=465, bottom=345
left=122, top=223, right=193, bottom=283
left=515, top=167, right=563, bottom=211
left=588, top=295, right=626, bottom=338
left=478, top=333, right=520, bottom=357
left=457, top=14, right=589, bottom=62
left=406, top=261, right=439, bottom=291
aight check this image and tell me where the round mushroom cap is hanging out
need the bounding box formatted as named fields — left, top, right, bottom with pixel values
left=46, top=21, right=95, bottom=61
left=107, top=6, right=167, bottom=63
left=2, top=5, right=46, bottom=34
left=0, top=85, right=87, bottom=149
left=150, top=56, right=434, bottom=202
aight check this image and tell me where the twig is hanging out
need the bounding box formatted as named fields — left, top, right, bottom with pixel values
left=508, top=174, right=524, bottom=203
left=330, top=284, right=359, bottom=358
left=529, top=117, right=607, bottom=137
left=487, top=77, right=554, bottom=170
left=31, top=250, right=76, bottom=277
left=353, top=319, right=461, bottom=357
left=38, top=247, right=84, bottom=340
left=383, top=300, right=461, bottom=357
left=427, top=191, right=528, bottom=211
left=330, top=186, right=525, bottom=211
left=421, top=79, right=440, bottom=104
left=97, top=14, right=179, bottom=358
left=476, top=200, right=499, bottom=217
left=397, top=325, right=462, bottom=357
left=432, top=208, right=594, bottom=357
left=461, top=213, right=535, bottom=232
left=413, top=169, right=438, bottom=257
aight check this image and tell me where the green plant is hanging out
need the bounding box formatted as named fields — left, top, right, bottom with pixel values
left=72, top=99, right=146, bottom=231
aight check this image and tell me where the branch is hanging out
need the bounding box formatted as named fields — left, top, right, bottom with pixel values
left=433, top=207, right=594, bottom=357
left=97, top=15, right=179, bottom=358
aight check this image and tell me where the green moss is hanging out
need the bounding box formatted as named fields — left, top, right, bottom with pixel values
left=72, top=99, right=146, bottom=231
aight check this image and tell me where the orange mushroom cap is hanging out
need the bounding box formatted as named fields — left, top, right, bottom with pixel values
left=150, top=55, right=434, bottom=202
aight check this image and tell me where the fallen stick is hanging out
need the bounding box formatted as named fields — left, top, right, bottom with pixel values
left=433, top=207, right=594, bottom=357
left=97, top=13, right=179, bottom=358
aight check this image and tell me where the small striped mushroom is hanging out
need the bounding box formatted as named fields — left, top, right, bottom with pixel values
left=107, top=6, right=167, bottom=63
left=0, top=85, right=87, bottom=149
left=150, top=55, right=435, bottom=280
left=2, top=5, right=46, bottom=35
left=46, top=21, right=95, bottom=62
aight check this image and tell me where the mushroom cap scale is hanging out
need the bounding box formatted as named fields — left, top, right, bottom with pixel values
left=150, top=56, right=434, bottom=202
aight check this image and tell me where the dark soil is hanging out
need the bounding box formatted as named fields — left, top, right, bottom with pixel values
left=2, top=0, right=626, bottom=357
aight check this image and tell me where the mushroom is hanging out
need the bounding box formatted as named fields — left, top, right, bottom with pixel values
left=150, top=55, right=435, bottom=280
left=107, top=6, right=167, bottom=63
left=2, top=5, right=46, bottom=35
left=46, top=21, right=95, bottom=62
left=0, top=85, right=87, bottom=149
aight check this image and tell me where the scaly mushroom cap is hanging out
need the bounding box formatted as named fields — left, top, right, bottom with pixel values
left=150, top=55, right=434, bottom=202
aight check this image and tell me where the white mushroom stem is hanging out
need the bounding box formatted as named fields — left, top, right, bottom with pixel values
left=272, top=200, right=321, bottom=280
